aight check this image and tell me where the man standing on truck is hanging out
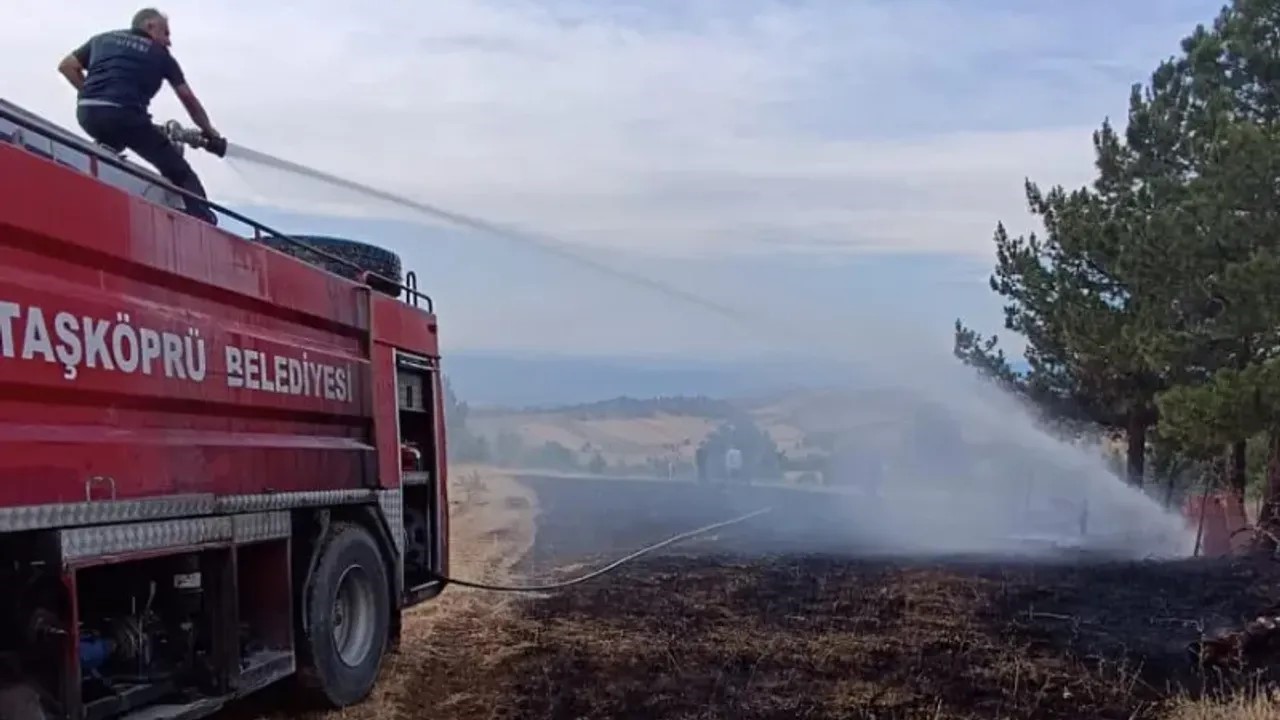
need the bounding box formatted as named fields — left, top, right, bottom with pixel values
left=57, top=8, right=220, bottom=225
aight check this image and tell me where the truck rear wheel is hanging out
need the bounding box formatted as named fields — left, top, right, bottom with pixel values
left=297, top=522, right=392, bottom=708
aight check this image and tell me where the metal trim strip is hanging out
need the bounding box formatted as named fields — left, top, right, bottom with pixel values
left=59, top=516, right=231, bottom=561
left=376, top=488, right=405, bottom=591
left=58, top=511, right=291, bottom=562
left=0, top=489, right=375, bottom=533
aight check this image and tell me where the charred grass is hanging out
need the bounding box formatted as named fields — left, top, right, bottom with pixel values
left=485, top=554, right=1280, bottom=719
left=234, top=473, right=1280, bottom=719
left=254, top=551, right=1280, bottom=719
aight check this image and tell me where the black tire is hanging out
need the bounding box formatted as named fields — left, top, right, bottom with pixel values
left=296, top=522, right=392, bottom=708
left=259, top=234, right=403, bottom=297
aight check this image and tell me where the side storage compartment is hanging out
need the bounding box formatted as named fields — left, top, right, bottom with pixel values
left=395, top=352, right=444, bottom=599
left=0, top=512, right=295, bottom=720
left=234, top=539, right=296, bottom=696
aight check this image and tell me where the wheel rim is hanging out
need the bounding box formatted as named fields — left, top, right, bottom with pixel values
left=332, top=564, right=377, bottom=667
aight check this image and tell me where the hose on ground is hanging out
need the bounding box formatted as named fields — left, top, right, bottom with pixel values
left=430, top=506, right=772, bottom=593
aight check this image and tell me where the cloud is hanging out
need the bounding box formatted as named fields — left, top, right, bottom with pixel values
left=0, top=0, right=1215, bottom=263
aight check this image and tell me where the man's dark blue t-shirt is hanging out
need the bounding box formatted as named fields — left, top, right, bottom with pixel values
left=74, top=29, right=185, bottom=114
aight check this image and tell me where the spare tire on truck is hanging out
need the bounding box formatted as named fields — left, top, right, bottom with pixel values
left=259, top=234, right=403, bottom=297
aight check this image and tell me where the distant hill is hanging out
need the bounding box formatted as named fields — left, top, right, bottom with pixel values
left=472, top=395, right=740, bottom=421
left=442, top=351, right=857, bottom=408
left=441, top=349, right=1036, bottom=409
left=458, top=383, right=939, bottom=477
left=451, top=361, right=1123, bottom=483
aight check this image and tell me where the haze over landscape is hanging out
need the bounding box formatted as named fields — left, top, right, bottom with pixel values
left=8, top=1, right=1280, bottom=717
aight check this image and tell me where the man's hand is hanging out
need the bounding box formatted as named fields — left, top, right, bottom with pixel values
left=199, top=127, right=228, bottom=158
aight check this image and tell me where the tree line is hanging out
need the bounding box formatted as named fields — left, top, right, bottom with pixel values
left=954, top=0, right=1280, bottom=541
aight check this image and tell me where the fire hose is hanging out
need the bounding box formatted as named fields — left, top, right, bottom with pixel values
left=429, top=506, right=772, bottom=593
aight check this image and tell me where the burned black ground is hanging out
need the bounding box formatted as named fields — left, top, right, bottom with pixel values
left=231, top=475, right=1280, bottom=720
left=489, top=476, right=1280, bottom=719
left=487, top=551, right=1278, bottom=719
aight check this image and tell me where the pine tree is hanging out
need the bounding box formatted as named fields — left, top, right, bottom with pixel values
left=955, top=176, right=1165, bottom=486
left=961, top=0, right=1280, bottom=498
left=1129, top=0, right=1280, bottom=543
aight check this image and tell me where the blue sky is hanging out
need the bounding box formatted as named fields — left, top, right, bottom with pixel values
left=4, top=0, right=1227, bottom=363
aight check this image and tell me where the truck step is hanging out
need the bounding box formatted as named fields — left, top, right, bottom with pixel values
left=118, top=698, right=224, bottom=720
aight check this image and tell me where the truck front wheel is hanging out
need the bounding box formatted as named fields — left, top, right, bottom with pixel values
left=298, top=522, right=392, bottom=707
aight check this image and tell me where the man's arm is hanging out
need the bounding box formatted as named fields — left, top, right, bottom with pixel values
left=57, top=41, right=92, bottom=91
left=166, top=55, right=218, bottom=137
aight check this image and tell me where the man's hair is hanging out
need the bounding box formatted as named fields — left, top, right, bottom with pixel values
left=131, top=8, right=167, bottom=31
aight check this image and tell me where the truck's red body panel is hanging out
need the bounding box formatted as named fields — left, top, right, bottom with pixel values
left=0, top=141, right=439, bottom=508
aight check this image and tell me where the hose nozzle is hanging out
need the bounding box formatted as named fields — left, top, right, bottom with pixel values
left=158, top=119, right=227, bottom=158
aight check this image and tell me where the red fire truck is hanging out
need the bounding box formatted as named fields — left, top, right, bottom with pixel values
left=0, top=100, right=449, bottom=720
